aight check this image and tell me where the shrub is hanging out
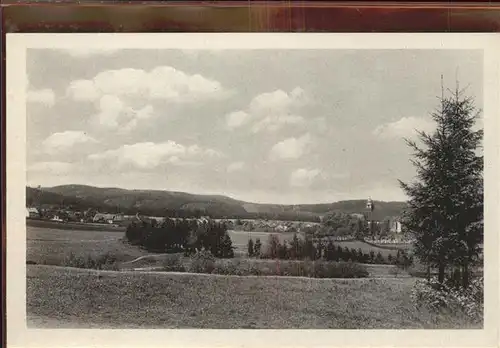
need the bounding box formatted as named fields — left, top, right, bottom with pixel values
left=387, top=254, right=393, bottom=264
left=324, top=240, right=335, bottom=261
left=389, top=265, right=402, bottom=278
left=341, top=247, right=351, bottom=261
left=362, top=253, right=371, bottom=263
left=189, top=250, right=216, bottom=274
left=247, top=263, right=263, bottom=276
left=265, top=234, right=281, bottom=259
left=275, top=260, right=368, bottom=278
left=289, top=234, right=304, bottom=260
left=213, top=259, right=244, bottom=276
left=350, top=248, right=358, bottom=261
left=277, top=261, right=306, bottom=277
left=410, top=276, right=483, bottom=323
left=357, top=248, right=364, bottom=262
left=333, top=261, right=370, bottom=278
left=278, top=241, right=290, bottom=260
left=162, top=255, right=186, bottom=272
left=63, top=252, right=119, bottom=271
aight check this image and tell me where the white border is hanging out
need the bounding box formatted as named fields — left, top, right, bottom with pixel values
left=6, top=33, right=500, bottom=348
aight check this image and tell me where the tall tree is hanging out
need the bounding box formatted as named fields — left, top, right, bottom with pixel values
left=399, top=82, right=483, bottom=287
left=254, top=238, right=262, bottom=258
left=247, top=238, right=255, bottom=257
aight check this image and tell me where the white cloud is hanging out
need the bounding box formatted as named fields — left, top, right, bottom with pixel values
left=373, top=116, right=435, bottom=140
left=27, top=88, right=55, bottom=107
left=28, top=161, right=73, bottom=174
left=269, top=133, right=312, bottom=160
left=227, top=161, right=245, bottom=173
left=61, top=48, right=119, bottom=58
left=42, top=131, right=98, bottom=154
left=251, top=114, right=304, bottom=133
left=226, top=111, right=250, bottom=129
left=249, top=87, right=307, bottom=113
left=119, top=105, right=155, bottom=133
left=94, top=94, right=125, bottom=128
left=92, top=96, right=156, bottom=132
left=88, top=141, right=223, bottom=170
left=225, top=87, right=310, bottom=132
left=88, top=94, right=155, bottom=131
left=205, top=148, right=224, bottom=158
left=67, top=80, right=100, bottom=101
left=290, top=168, right=321, bottom=188
left=67, top=66, right=228, bottom=104
left=67, top=66, right=227, bottom=131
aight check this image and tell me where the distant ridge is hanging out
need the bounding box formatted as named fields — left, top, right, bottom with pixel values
left=26, top=184, right=407, bottom=222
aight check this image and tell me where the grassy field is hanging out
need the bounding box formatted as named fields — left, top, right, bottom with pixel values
left=228, top=230, right=301, bottom=252
left=26, top=226, right=481, bottom=329
left=27, top=227, right=289, bottom=264
left=27, top=218, right=127, bottom=232
left=334, top=240, right=410, bottom=259
left=26, top=265, right=476, bottom=329
left=27, top=226, right=147, bottom=265
left=229, top=230, right=410, bottom=259
left=27, top=227, right=408, bottom=270
left=28, top=226, right=399, bottom=278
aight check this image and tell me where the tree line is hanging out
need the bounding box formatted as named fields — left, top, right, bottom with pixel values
left=125, top=218, right=234, bottom=258
left=318, top=212, right=399, bottom=239
left=247, top=234, right=413, bottom=266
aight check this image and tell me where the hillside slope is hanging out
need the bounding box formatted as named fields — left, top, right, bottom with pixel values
left=27, top=185, right=406, bottom=221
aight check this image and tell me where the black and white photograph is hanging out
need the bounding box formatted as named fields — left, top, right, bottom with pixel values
left=6, top=33, right=500, bottom=347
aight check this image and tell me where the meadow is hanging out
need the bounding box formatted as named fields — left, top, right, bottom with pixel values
left=332, top=240, right=411, bottom=258
left=26, top=225, right=480, bottom=329
left=27, top=265, right=477, bottom=329
left=228, top=230, right=303, bottom=253
left=27, top=227, right=292, bottom=264
left=27, top=226, right=147, bottom=265
left=27, top=226, right=407, bottom=267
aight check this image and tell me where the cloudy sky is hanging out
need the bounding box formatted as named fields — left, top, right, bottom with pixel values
left=26, top=49, right=483, bottom=204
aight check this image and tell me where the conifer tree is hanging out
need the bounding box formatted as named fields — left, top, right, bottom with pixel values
left=220, top=232, right=234, bottom=258
left=399, top=81, right=483, bottom=287
left=325, top=239, right=335, bottom=260
left=254, top=238, right=262, bottom=258
left=247, top=238, right=254, bottom=257
left=290, top=233, right=301, bottom=259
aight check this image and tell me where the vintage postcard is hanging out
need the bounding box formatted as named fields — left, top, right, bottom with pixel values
left=5, top=33, right=500, bottom=347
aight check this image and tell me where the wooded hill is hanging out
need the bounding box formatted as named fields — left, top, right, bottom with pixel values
left=26, top=185, right=406, bottom=222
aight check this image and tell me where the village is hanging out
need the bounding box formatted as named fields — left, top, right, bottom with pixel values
left=25, top=197, right=409, bottom=245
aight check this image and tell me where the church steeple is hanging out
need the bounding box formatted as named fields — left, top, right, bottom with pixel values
left=366, top=197, right=374, bottom=212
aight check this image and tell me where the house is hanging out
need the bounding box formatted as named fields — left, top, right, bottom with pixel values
left=26, top=207, right=40, bottom=219
left=391, top=220, right=402, bottom=233
left=113, top=213, right=124, bottom=222
left=51, top=215, right=64, bottom=222
left=350, top=213, right=365, bottom=220
left=93, top=213, right=124, bottom=224
left=197, top=216, right=211, bottom=224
